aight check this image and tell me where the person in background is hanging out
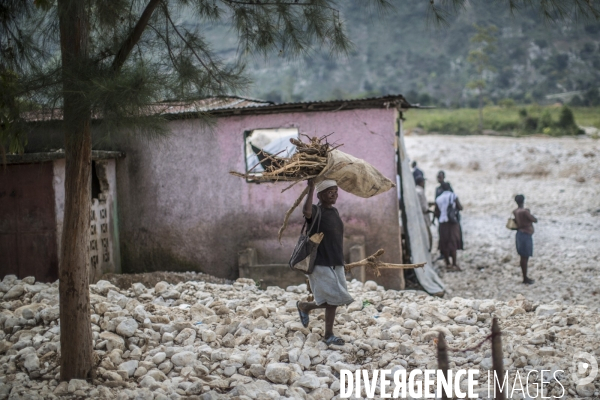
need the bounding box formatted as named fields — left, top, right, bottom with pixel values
left=435, top=170, right=453, bottom=199
left=433, top=170, right=458, bottom=261
left=296, top=179, right=354, bottom=346
left=412, top=161, right=424, bottom=183
left=513, top=194, right=537, bottom=285
left=415, top=176, right=432, bottom=250
left=435, top=182, right=463, bottom=271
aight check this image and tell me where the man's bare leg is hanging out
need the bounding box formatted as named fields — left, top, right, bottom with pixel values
left=520, top=256, right=534, bottom=284
left=324, top=306, right=337, bottom=339
left=450, top=250, right=461, bottom=271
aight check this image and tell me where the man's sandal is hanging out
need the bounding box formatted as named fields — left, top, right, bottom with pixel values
left=324, top=335, right=345, bottom=346
left=297, top=301, right=309, bottom=328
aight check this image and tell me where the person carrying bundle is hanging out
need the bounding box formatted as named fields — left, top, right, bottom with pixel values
left=296, top=179, right=354, bottom=346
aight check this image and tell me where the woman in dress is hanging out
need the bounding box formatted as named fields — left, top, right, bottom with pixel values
left=296, top=179, right=354, bottom=346
left=435, top=182, right=463, bottom=271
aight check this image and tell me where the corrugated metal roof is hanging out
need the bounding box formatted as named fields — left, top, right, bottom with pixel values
left=24, top=94, right=411, bottom=122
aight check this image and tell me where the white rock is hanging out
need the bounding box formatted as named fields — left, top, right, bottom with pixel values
left=295, top=374, right=321, bottom=389
left=479, top=357, right=493, bottom=370
left=265, top=363, right=292, bottom=384
left=535, top=304, right=561, bottom=317
left=131, top=282, right=146, bottom=295
left=202, top=330, right=216, bottom=342
left=310, top=387, right=335, bottom=400
left=40, top=307, right=60, bottom=323
left=298, top=353, right=311, bottom=369
left=401, top=305, right=420, bottom=320
left=107, top=290, right=129, bottom=308
left=139, top=375, right=157, bottom=389
left=99, top=331, right=125, bottom=351
left=347, top=301, right=362, bottom=312
left=116, top=319, right=138, bottom=338
left=152, top=352, right=167, bottom=365
left=3, top=285, right=25, bottom=300
left=154, top=281, right=170, bottom=294
left=186, top=381, right=204, bottom=395
left=161, top=289, right=180, bottom=299
left=363, top=281, right=378, bottom=291
left=23, top=353, right=40, bottom=372
left=94, top=280, right=118, bottom=295
left=171, top=351, right=197, bottom=367
left=251, top=306, right=269, bottom=319
left=454, top=314, right=477, bottom=325
left=67, top=379, right=88, bottom=393
left=403, top=319, right=418, bottom=329
left=118, top=360, right=138, bottom=377
left=479, top=300, right=496, bottom=313
left=528, top=333, right=545, bottom=345
left=175, top=328, right=196, bottom=345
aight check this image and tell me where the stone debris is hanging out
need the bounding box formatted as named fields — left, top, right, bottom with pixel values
left=0, top=274, right=599, bottom=399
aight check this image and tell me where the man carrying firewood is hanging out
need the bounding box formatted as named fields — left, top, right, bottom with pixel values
left=296, top=179, right=354, bottom=346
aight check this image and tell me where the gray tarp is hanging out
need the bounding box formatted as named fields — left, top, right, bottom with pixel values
left=398, top=128, right=445, bottom=295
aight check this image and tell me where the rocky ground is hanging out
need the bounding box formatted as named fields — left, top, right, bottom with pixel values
left=405, top=134, right=600, bottom=309
left=1, top=274, right=600, bottom=399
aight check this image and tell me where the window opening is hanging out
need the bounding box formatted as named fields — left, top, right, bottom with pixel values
left=91, top=161, right=101, bottom=200
left=244, top=128, right=299, bottom=179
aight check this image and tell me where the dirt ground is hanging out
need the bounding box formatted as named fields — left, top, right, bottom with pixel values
left=405, top=134, right=600, bottom=309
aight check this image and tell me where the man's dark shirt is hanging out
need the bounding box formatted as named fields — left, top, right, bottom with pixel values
left=307, top=204, right=344, bottom=266
left=413, top=167, right=424, bottom=182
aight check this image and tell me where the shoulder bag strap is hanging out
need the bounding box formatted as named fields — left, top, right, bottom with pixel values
left=303, top=204, right=321, bottom=235
left=315, top=205, right=322, bottom=232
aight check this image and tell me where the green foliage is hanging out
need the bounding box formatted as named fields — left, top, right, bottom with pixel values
left=0, top=70, right=28, bottom=154
left=405, top=105, right=596, bottom=136
left=498, top=98, right=516, bottom=108
left=538, top=110, right=553, bottom=131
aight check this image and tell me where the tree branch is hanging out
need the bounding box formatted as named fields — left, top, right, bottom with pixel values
left=111, top=0, right=162, bottom=72
left=222, top=0, right=337, bottom=12
left=163, top=7, right=222, bottom=84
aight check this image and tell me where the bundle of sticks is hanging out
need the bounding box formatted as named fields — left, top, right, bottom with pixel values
left=344, top=249, right=426, bottom=277
left=229, top=134, right=338, bottom=188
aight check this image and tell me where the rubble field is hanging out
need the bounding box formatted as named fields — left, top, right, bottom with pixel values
left=1, top=275, right=599, bottom=399
left=405, top=134, right=600, bottom=307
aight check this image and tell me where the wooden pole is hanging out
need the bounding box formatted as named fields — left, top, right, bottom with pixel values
left=491, top=318, right=505, bottom=400
left=437, top=332, right=449, bottom=400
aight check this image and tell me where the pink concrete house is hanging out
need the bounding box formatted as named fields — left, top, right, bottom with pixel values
left=115, top=95, right=412, bottom=289
left=9, top=95, right=444, bottom=293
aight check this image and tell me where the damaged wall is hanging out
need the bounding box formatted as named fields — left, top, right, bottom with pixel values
left=53, top=158, right=121, bottom=282
left=116, top=108, right=404, bottom=289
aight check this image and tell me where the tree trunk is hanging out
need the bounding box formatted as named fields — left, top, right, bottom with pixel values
left=58, top=0, right=94, bottom=381
left=478, top=89, right=484, bottom=133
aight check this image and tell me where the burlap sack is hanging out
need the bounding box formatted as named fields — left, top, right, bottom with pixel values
left=317, top=149, right=395, bottom=198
